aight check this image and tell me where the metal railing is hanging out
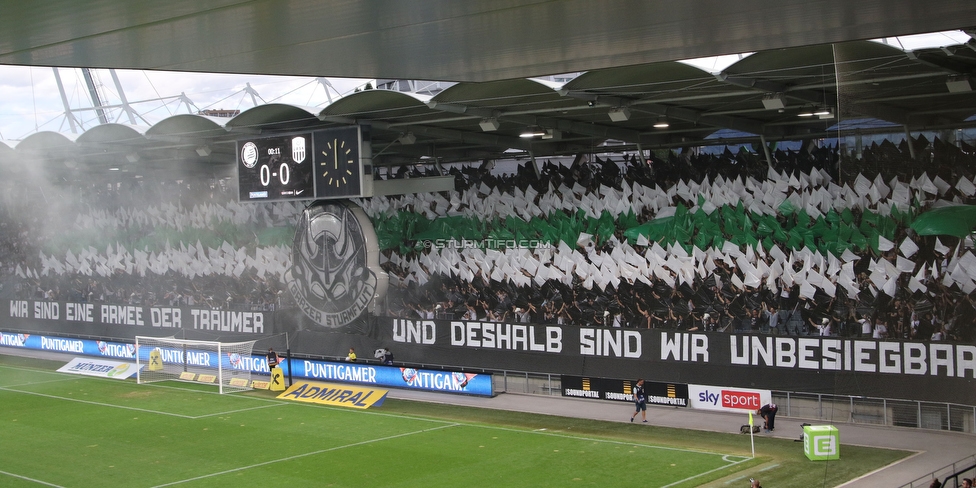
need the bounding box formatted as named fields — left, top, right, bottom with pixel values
left=899, top=455, right=976, bottom=488
left=492, top=370, right=976, bottom=435
left=493, top=370, right=562, bottom=397
left=772, top=391, right=976, bottom=434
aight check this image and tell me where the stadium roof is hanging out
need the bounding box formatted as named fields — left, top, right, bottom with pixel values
left=1, top=1, right=972, bottom=83
left=5, top=37, right=976, bottom=179
left=0, top=2, right=974, bottom=179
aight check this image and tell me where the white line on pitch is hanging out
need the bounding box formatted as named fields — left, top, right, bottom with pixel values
left=191, top=403, right=287, bottom=419
left=0, top=469, right=66, bottom=487
left=2, top=376, right=80, bottom=389
left=0, top=385, right=196, bottom=418
left=150, top=423, right=462, bottom=487
left=467, top=422, right=743, bottom=458
left=661, top=456, right=752, bottom=488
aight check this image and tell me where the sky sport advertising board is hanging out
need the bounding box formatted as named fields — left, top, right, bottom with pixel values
left=0, top=331, right=492, bottom=396
left=687, top=384, right=772, bottom=412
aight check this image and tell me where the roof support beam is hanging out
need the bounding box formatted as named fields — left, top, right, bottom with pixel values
left=716, top=73, right=838, bottom=109
left=559, top=89, right=783, bottom=138
left=426, top=100, right=643, bottom=144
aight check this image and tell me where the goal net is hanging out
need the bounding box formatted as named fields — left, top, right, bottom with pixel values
left=135, top=336, right=257, bottom=394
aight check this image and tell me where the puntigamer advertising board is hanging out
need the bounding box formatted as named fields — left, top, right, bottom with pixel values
left=0, top=331, right=492, bottom=397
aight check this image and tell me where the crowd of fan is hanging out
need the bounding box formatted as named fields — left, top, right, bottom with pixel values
left=0, top=178, right=289, bottom=312
left=1, top=136, right=975, bottom=341
left=380, top=137, right=976, bottom=342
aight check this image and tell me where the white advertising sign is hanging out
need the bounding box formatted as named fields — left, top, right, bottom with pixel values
left=688, top=384, right=772, bottom=412
left=57, top=357, right=142, bottom=380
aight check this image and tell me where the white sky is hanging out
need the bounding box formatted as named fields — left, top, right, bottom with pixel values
left=0, top=68, right=370, bottom=141
left=0, top=31, right=969, bottom=143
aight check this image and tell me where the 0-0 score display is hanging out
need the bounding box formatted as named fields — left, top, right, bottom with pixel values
left=238, top=133, right=315, bottom=202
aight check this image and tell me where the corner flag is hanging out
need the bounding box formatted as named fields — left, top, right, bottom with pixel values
left=748, top=411, right=755, bottom=458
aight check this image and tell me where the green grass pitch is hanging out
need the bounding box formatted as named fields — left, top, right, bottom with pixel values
left=0, top=355, right=909, bottom=487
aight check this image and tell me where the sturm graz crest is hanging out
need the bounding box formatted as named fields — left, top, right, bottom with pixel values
left=285, top=200, right=379, bottom=328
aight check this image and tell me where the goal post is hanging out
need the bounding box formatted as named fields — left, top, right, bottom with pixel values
left=135, top=336, right=257, bottom=394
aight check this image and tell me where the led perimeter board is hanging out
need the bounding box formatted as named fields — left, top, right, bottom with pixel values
left=238, top=126, right=364, bottom=202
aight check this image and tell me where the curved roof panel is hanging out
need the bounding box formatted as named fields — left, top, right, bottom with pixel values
left=563, top=62, right=716, bottom=94
left=433, top=79, right=569, bottom=111
left=75, top=123, right=149, bottom=145
left=320, top=90, right=431, bottom=123
left=16, top=131, right=78, bottom=154
left=146, top=114, right=229, bottom=139
left=226, top=103, right=320, bottom=130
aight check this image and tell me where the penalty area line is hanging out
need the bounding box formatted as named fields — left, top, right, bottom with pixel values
left=660, top=455, right=752, bottom=488
left=0, top=468, right=66, bottom=488
left=150, top=423, right=461, bottom=487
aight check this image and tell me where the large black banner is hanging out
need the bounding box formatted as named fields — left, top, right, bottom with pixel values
left=378, top=317, right=976, bottom=405
left=4, top=299, right=275, bottom=342
left=6, top=303, right=976, bottom=406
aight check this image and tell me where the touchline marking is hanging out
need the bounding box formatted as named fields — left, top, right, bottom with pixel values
left=0, top=364, right=66, bottom=377
left=150, top=423, right=461, bottom=487
left=0, top=385, right=196, bottom=418
left=468, top=423, right=743, bottom=458
left=0, top=469, right=66, bottom=487
left=2, top=377, right=79, bottom=389
left=192, top=403, right=286, bottom=419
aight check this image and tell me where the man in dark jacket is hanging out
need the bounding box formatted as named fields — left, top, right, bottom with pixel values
left=758, top=403, right=778, bottom=432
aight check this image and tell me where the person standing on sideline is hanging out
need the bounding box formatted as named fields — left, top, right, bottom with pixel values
left=630, top=378, right=648, bottom=423
left=346, top=347, right=357, bottom=362
left=266, top=348, right=279, bottom=369
left=757, top=403, right=778, bottom=432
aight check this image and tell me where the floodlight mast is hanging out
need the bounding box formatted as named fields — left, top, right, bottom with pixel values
left=52, top=68, right=81, bottom=134
left=54, top=67, right=153, bottom=133
left=82, top=68, right=110, bottom=125
left=109, top=69, right=141, bottom=125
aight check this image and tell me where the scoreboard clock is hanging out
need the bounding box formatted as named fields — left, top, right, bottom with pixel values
left=313, top=126, right=363, bottom=198
left=237, top=126, right=365, bottom=202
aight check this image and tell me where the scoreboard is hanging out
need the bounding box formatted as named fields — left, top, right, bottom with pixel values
left=238, top=126, right=365, bottom=202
